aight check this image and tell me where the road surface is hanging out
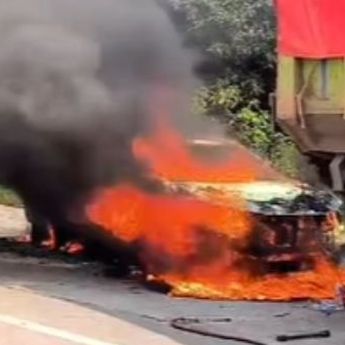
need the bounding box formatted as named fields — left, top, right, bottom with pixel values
left=0, top=251, right=344, bottom=345
left=0, top=206, right=344, bottom=345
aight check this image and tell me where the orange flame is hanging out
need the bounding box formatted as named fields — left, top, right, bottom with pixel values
left=133, top=120, right=281, bottom=183
left=165, top=256, right=345, bottom=301
left=88, top=111, right=345, bottom=301
left=88, top=184, right=251, bottom=274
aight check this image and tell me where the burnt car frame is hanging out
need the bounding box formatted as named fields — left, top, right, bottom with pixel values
left=162, top=139, right=343, bottom=273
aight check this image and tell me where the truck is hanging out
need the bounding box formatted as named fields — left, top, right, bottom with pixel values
left=274, top=0, right=345, bottom=193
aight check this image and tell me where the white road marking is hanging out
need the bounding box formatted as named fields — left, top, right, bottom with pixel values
left=0, top=314, right=120, bottom=345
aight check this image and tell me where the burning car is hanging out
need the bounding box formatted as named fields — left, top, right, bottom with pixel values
left=162, top=139, right=343, bottom=274
left=89, top=135, right=345, bottom=301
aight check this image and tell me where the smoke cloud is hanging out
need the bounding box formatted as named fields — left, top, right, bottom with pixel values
left=0, top=0, right=196, bottom=221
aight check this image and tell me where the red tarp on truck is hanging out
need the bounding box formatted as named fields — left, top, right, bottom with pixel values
left=277, top=0, right=345, bottom=58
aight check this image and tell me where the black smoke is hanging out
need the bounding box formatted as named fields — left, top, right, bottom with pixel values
left=0, top=0, right=195, bottom=232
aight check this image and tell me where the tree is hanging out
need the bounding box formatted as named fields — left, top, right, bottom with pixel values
left=169, top=0, right=276, bottom=99
left=166, top=0, right=299, bottom=176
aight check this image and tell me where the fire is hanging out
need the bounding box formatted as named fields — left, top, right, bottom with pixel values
left=133, top=120, right=280, bottom=183
left=88, top=184, right=251, bottom=274
left=88, top=117, right=345, bottom=302
left=165, top=257, right=345, bottom=301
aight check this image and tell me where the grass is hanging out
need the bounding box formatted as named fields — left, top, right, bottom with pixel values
left=0, top=187, right=22, bottom=208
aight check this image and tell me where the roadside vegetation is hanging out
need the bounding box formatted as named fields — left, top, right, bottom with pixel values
left=168, top=0, right=300, bottom=177
left=0, top=187, right=22, bottom=207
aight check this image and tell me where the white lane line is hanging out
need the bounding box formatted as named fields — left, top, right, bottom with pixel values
left=0, top=314, right=120, bottom=345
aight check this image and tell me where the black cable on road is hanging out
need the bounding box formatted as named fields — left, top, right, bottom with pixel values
left=170, top=317, right=268, bottom=345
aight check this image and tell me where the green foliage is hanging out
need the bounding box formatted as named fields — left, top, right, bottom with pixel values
left=270, top=135, right=300, bottom=178
left=193, top=81, right=300, bottom=177
left=170, top=0, right=278, bottom=145
left=193, top=81, right=242, bottom=117
left=194, top=81, right=273, bottom=154
left=170, top=0, right=276, bottom=98
left=0, top=187, right=22, bottom=207
left=234, top=106, right=300, bottom=178
left=233, top=105, right=273, bottom=156
left=170, top=0, right=300, bottom=177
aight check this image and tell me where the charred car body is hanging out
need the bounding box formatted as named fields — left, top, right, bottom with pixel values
left=166, top=180, right=342, bottom=273
left=23, top=138, right=343, bottom=276
left=161, top=139, right=343, bottom=274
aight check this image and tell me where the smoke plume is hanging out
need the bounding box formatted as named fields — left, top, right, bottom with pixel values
left=0, top=0, right=196, bottom=221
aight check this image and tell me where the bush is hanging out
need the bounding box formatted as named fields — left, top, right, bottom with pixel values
left=169, top=0, right=276, bottom=100
left=193, top=80, right=300, bottom=177
left=270, top=135, right=300, bottom=178
left=232, top=105, right=273, bottom=156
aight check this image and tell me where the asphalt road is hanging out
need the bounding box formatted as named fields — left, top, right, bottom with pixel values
left=0, top=253, right=344, bottom=345
left=0, top=206, right=344, bottom=345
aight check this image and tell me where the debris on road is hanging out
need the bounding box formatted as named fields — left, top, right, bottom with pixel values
left=311, top=300, right=344, bottom=316
left=276, top=329, right=331, bottom=342
left=309, top=284, right=345, bottom=315
left=170, top=317, right=267, bottom=345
